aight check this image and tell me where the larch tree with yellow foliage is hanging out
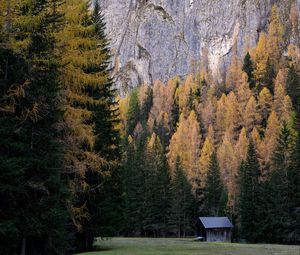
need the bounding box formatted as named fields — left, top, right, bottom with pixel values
left=199, top=137, right=214, bottom=186
left=57, top=0, right=121, bottom=250
left=258, top=87, right=273, bottom=127
left=259, top=111, right=280, bottom=172
left=168, top=111, right=201, bottom=194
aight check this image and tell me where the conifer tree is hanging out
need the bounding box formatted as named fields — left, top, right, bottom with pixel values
left=244, top=96, right=259, bottom=132
left=238, top=140, right=261, bottom=242
left=199, top=137, right=214, bottom=185
left=203, top=152, right=223, bottom=216
left=253, top=32, right=269, bottom=90
left=225, top=92, right=241, bottom=139
left=140, top=86, right=153, bottom=126
left=143, top=133, right=171, bottom=237
left=170, top=90, right=180, bottom=135
left=258, top=87, right=273, bottom=128
left=217, top=131, right=238, bottom=210
left=83, top=0, right=122, bottom=246
left=122, top=135, right=146, bottom=236
left=215, top=94, right=227, bottom=142
left=237, top=73, right=253, bottom=112
left=169, top=157, right=195, bottom=237
left=168, top=111, right=201, bottom=194
left=126, top=88, right=140, bottom=135
left=242, top=52, right=255, bottom=89
left=273, top=73, right=289, bottom=120
left=262, top=58, right=276, bottom=94
left=286, top=65, right=300, bottom=114
left=0, top=0, right=69, bottom=254
left=226, top=54, right=244, bottom=91
left=235, top=128, right=249, bottom=165
left=267, top=5, right=284, bottom=70
left=260, top=111, right=280, bottom=169
left=285, top=117, right=300, bottom=243
left=57, top=0, right=121, bottom=250
left=266, top=122, right=293, bottom=242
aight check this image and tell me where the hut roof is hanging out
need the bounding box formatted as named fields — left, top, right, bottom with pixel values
left=199, top=217, right=233, bottom=229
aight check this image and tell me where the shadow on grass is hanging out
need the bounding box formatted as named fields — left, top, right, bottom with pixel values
left=93, top=247, right=115, bottom=252
left=92, top=238, right=121, bottom=253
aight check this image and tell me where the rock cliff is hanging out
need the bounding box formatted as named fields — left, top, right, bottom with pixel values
left=100, top=0, right=299, bottom=92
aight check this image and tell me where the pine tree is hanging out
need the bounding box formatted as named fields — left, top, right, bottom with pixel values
left=170, top=90, right=179, bottom=135
left=257, top=87, right=273, bottom=128
left=226, top=54, right=244, bottom=91
left=242, top=52, right=255, bottom=89
left=0, top=0, right=69, bottom=254
left=122, top=135, right=146, bottom=236
left=56, top=0, right=121, bottom=250
left=286, top=65, right=300, bottom=114
left=260, top=111, right=280, bottom=169
left=236, top=128, right=249, bottom=162
left=285, top=118, right=300, bottom=243
left=199, top=137, right=214, bottom=185
left=140, top=86, right=153, bottom=126
left=169, top=157, right=195, bottom=237
left=83, top=0, right=122, bottom=244
left=273, top=72, right=289, bottom=121
left=237, top=73, right=253, bottom=112
left=203, top=152, right=223, bottom=216
left=143, top=133, right=171, bottom=237
left=168, top=111, right=201, bottom=194
left=215, top=94, right=227, bottom=142
left=243, top=96, right=259, bottom=132
left=238, top=140, right=261, bottom=242
left=217, top=131, right=238, bottom=204
left=267, top=5, right=284, bottom=70
left=253, top=32, right=269, bottom=90
left=126, top=88, right=140, bottom=135
left=262, top=58, right=276, bottom=94
left=266, top=122, right=293, bottom=243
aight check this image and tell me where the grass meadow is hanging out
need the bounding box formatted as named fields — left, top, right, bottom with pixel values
left=77, top=238, right=300, bottom=255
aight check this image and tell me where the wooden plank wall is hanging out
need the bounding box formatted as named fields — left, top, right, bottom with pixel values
left=206, top=229, right=231, bottom=242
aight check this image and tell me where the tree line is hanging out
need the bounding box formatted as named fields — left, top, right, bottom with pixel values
left=0, top=0, right=121, bottom=254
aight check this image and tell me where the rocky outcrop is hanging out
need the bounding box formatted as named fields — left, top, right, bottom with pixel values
left=100, top=0, right=299, bottom=92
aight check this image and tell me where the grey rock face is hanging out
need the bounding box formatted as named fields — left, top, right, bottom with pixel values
left=100, top=0, right=299, bottom=92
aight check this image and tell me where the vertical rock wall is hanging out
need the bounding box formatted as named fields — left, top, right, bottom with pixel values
left=100, top=0, right=300, bottom=92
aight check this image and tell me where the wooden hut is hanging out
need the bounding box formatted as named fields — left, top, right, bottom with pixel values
left=196, top=217, right=233, bottom=242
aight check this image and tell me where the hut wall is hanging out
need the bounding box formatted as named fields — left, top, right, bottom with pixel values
left=206, top=229, right=231, bottom=242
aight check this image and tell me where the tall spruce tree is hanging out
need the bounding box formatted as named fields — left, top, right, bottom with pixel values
left=169, top=157, right=195, bottom=237
left=0, top=0, right=69, bottom=254
left=126, top=88, right=140, bottom=135
left=286, top=118, right=300, bottom=243
left=203, top=152, right=224, bottom=216
left=122, top=137, right=143, bottom=235
left=140, top=86, right=153, bottom=126
left=286, top=65, right=300, bottom=114
left=82, top=0, right=122, bottom=248
left=263, top=58, right=276, bottom=94
left=242, top=52, right=255, bottom=89
left=238, top=139, right=261, bottom=242
left=266, top=122, right=294, bottom=243
left=143, top=133, right=171, bottom=237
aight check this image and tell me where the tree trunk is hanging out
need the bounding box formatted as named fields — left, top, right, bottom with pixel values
left=20, top=237, right=26, bottom=255
left=4, top=57, right=8, bottom=81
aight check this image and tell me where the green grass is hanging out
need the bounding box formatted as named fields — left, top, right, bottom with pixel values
left=77, top=238, right=300, bottom=255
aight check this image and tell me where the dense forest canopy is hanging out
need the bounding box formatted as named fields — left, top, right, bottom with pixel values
left=0, top=2, right=299, bottom=254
